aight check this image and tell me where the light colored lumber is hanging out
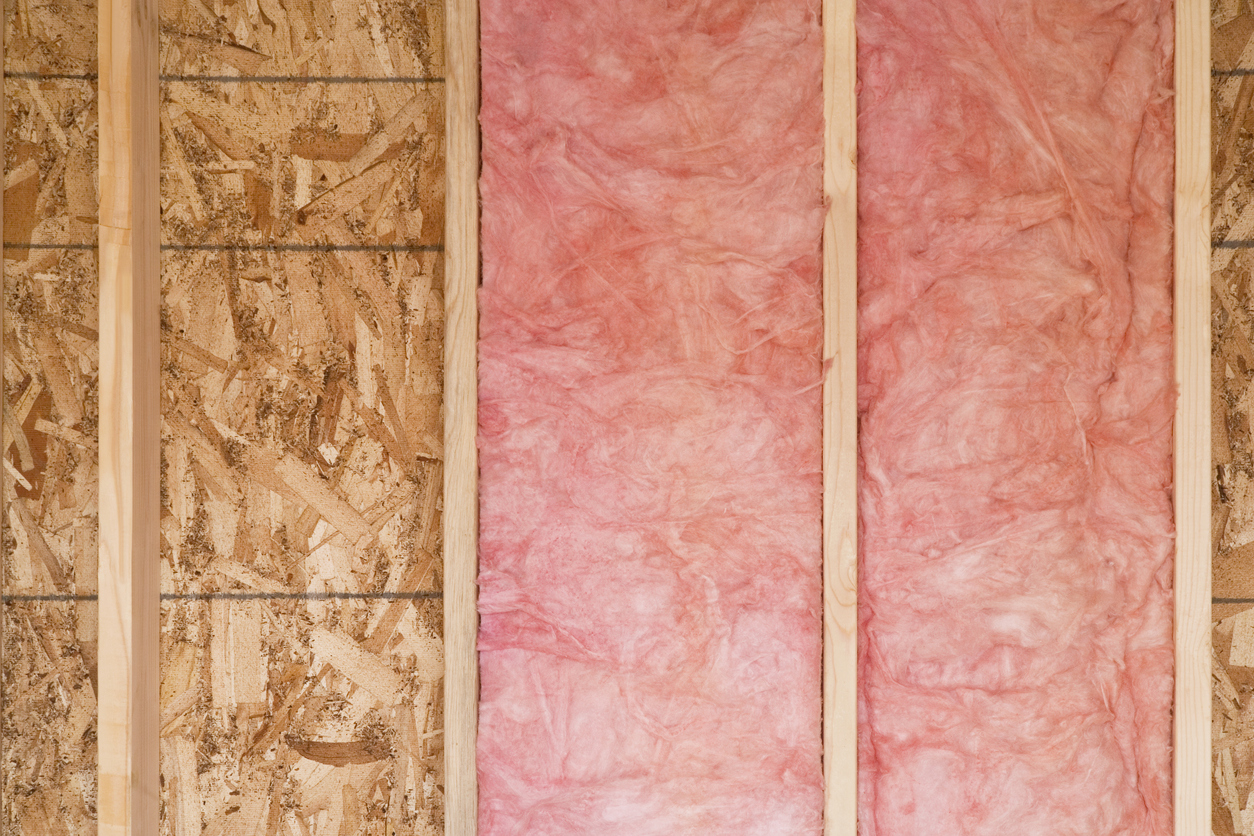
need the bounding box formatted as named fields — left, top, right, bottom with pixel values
left=444, top=0, right=480, bottom=830
left=822, top=0, right=858, bottom=832
left=1174, top=0, right=1211, bottom=834
left=98, top=0, right=160, bottom=834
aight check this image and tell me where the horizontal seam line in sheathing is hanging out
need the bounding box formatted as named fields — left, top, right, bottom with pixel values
left=3, top=243, right=443, bottom=252
left=163, top=243, right=444, bottom=252
left=3, top=591, right=442, bottom=603
left=162, top=75, right=445, bottom=84
left=3, top=73, right=446, bottom=83
left=1, top=594, right=98, bottom=602
left=3, top=71, right=95, bottom=81
left=1215, top=68, right=1254, bottom=76
left=1215, top=597, right=1254, bottom=604
left=1214, top=240, right=1254, bottom=249
left=161, top=591, right=443, bottom=601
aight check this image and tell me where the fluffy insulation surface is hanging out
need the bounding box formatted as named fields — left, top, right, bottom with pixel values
left=477, top=1, right=826, bottom=833
left=857, top=1, right=1175, bottom=834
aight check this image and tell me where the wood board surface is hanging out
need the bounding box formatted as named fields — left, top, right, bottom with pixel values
left=1178, top=0, right=1212, bottom=833
left=822, top=0, right=857, bottom=833
left=1, top=0, right=99, bottom=833
left=441, top=0, right=476, bottom=832
left=97, top=0, right=161, bottom=833
left=155, top=0, right=448, bottom=834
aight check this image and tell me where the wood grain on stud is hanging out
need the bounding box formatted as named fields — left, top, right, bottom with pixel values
left=823, top=0, right=858, bottom=833
left=97, top=0, right=160, bottom=833
left=1174, top=0, right=1210, bottom=833
left=444, top=0, right=480, bottom=831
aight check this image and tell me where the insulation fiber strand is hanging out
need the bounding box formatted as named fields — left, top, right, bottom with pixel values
left=856, top=1, right=1176, bottom=834
left=477, top=1, right=826, bottom=833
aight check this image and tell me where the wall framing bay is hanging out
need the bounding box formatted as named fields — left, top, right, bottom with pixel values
left=154, top=0, right=450, bottom=833
left=447, top=1, right=1214, bottom=835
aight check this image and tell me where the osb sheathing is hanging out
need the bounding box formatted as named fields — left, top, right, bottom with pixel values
left=1, top=0, right=100, bottom=834
left=1214, top=0, right=1254, bottom=832
left=157, top=0, right=447, bottom=834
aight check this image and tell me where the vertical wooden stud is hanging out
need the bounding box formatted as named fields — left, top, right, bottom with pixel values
left=1175, top=0, right=1211, bottom=833
left=97, top=0, right=159, bottom=833
left=823, top=0, right=858, bottom=833
left=444, top=0, right=481, bottom=832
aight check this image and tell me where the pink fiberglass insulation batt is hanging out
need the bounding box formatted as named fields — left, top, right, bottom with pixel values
left=857, top=1, right=1174, bottom=834
left=477, top=1, right=825, bottom=833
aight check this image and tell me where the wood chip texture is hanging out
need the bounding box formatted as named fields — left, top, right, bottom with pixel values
left=1213, top=0, right=1254, bottom=833
left=156, top=0, right=447, bottom=834
left=2, top=0, right=100, bottom=833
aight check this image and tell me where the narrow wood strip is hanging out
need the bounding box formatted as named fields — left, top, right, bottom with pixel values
left=1174, top=0, right=1211, bottom=833
left=97, top=0, right=160, bottom=834
left=444, top=0, right=480, bottom=832
left=822, top=0, right=858, bottom=832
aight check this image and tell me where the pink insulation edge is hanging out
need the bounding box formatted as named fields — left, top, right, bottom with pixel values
left=476, top=1, right=826, bottom=833
left=856, top=1, right=1176, bottom=834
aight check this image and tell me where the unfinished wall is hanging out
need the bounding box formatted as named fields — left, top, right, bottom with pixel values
left=155, top=0, right=447, bottom=834
left=1213, top=0, right=1254, bottom=832
left=1, top=0, right=99, bottom=833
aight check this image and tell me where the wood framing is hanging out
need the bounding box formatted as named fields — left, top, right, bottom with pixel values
left=822, top=0, right=858, bottom=834
left=444, top=0, right=481, bottom=832
left=97, top=0, right=160, bottom=834
left=446, top=3, right=1212, bottom=835
left=1175, top=0, right=1211, bottom=832
left=0, top=0, right=1217, bottom=833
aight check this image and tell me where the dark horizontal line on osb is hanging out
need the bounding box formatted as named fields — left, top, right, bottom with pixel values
left=1216, top=597, right=1254, bottom=604
left=4, top=72, right=445, bottom=84
left=163, top=243, right=444, bottom=253
left=4, top=243, right=443, bottom=253
left=161, top=591, right=443, bottom=601
left=4, top=71, right=95, bottom=81
left=1215, top=240, right=1254, bottom=249
left=1215, top=68, right=1254, bottom=76
left=4, top=591, right=442, bottom=603
left=163, top=74, right=445, bottom=84
left=1, top=593, right=98, bottom=603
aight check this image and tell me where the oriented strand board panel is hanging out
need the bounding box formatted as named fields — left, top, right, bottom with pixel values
left=156, top=0, right=448, bottom=833
left=1214, top=0, right=1254, bottom=832
left=1, top=0, right=99, bottom=833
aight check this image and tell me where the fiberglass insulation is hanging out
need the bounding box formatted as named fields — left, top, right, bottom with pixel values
left=857, top=1, right=1175, bottom=834
left=477, top=0, right=825, bottom=833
